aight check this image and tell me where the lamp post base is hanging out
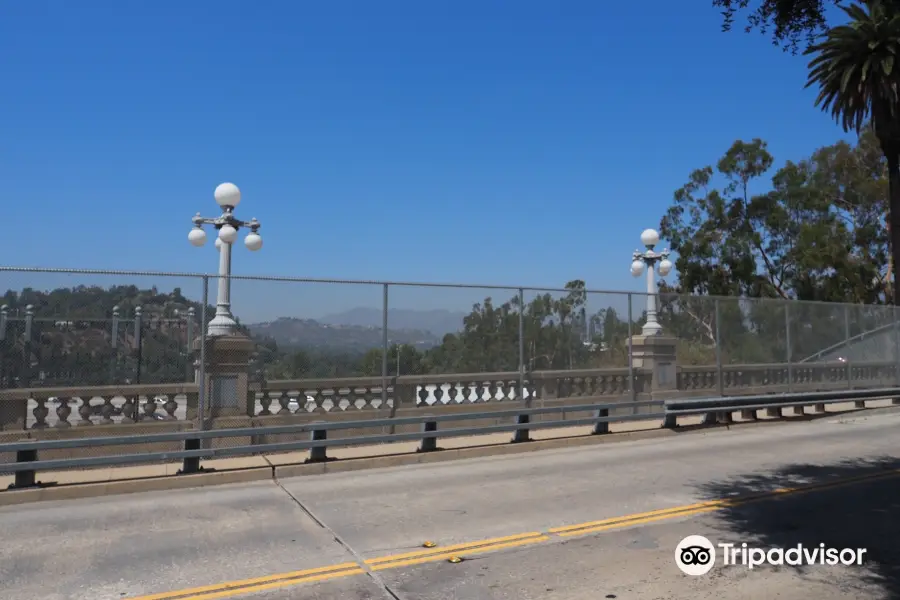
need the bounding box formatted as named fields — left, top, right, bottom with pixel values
left=207, top=314, right=240, bottom=337
left=641, top=321, right=663, bottom=337
left=630, top=334, right=677, bottom=392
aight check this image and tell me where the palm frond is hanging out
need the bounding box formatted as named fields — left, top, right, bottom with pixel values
left=805, top=0, right=900, bottom=137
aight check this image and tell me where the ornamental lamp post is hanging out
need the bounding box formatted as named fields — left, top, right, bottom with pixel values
left=187, top=182, right=262, bottom=337
left=630, top=228, right=673, bottom=337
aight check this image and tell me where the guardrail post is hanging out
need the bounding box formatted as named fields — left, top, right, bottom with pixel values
left=177, top=437, right=204, bottom=475
left=718, top=411, right=733, bottom=424
left=854, top=399, right=867, bottom=409
left=9, top=447, right=38, bottom=489
left=511, top=414, right=531, bottom=443
left=813, top=403, right=826, bottom=413
left=662, top=411, right=677, bottom=428
left=418, top=416, right=440, bottom=452
left=766, top=407, right=783, bottom=418
left=702, top=412, right=718, bottom=425
left=740, top=409, right=758, bottom=421
left=305, top=422, right=330, bottom=463
left=592, top=407, right=609, bottom=435
left=791, top=406, right=805, bottom=416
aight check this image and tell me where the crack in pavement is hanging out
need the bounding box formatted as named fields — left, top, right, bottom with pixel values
left=272, top=473, right=405, bottom=600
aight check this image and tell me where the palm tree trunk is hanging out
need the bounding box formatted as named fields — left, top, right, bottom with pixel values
left=889, top=152, right=900, bottom=305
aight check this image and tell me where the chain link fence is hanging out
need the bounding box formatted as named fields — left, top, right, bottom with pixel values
left=0, top=266, right=898, bottom=445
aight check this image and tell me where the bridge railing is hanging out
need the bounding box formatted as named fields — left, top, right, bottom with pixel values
left=0, top=359, right=897, bottom=470
left=2, top=359, right=896, bottom=429
left=5, top=386, right=900, bottom=491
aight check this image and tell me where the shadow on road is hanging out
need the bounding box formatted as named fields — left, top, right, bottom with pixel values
left=696, top=456, right=900, bottom=599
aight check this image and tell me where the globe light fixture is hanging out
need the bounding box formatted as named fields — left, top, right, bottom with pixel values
left=188, top=227, right=207, bottom=247
left=218, top=224, right=238, bottom=244
left=188, top=182, right=263, bottom=336
left=630, top=229, right=672, bottom=336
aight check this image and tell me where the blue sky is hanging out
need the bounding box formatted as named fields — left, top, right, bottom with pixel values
left=0, top=1, right=856, bottom=321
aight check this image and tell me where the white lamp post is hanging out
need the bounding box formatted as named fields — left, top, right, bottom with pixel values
left=188, top=182, right=263, bottom=337
left=630, top=228, right=673, bottom=336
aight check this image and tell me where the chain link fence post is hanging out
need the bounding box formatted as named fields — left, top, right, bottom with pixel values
left=23, top=305, right=34, bottom=388
left=519, top=288, right=526, bottom=407
left=627, top=292, right=635, bottom=402
left=198, top=276, right=209, bottom=431
left=715, top=297, right=723, bottom=397
left=0, top=305, right=7, bottom=387
left=844, top=304, right=854, bottom=392
left=186, top=307, right=195, bottom=383
left=383, top=283, right=395, bottom=434
left=785, top=302, right=793, bottom=393
left=110, top=305, right=120, bottom=384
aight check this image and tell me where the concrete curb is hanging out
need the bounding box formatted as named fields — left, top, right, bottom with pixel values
left=0, top=465, right=273, bottom=507
left=1, top=406, right=891, bottom=507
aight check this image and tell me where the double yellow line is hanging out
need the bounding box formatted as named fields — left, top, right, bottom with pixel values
left=128, top=467, right=900, bottom=600
left=127, top=534, right=550, bottom=600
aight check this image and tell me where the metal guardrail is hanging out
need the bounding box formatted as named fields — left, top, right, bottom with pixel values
left=1, top=400, right=663, bottom=488
left=3, top=388, right=899, bottom=491
left=662, top=387, right=900, bottom=427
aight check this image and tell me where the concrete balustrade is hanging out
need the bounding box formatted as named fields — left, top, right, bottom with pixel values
left=0, top=359, right=896, bottom=468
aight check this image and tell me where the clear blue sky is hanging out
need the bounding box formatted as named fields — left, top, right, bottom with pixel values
left=0, top=1, right=854, bottom=321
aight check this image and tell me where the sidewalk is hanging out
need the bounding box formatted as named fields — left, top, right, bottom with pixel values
left=0, top=400, right=883, bottom=493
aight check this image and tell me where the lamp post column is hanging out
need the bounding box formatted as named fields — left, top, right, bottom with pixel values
left=187, top=182, right=264, bottom=423
left=629, top=228, right=678, bottom=397
left=208, top=231, right=236, bottom=336
left=643, top=259, right=661, bottom=336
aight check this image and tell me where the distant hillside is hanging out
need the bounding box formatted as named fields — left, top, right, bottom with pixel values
left=247, top=317, right=440, bottom=353
left=318, top=307, right=467, bottom=337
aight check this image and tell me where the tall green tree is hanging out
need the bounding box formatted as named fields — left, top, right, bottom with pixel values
left=660, top=129, right=889, bottom=303
left=804, top=0, right=900, bottom=303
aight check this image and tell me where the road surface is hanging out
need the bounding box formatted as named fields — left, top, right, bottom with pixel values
left=3, top=407, right=900, bottom=599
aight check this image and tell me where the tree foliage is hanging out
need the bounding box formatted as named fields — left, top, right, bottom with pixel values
left=714, top=0, right=839, bottom=52
left=660, top=127, right=889, bottom=303
left=804, top=1, right=900, bottom=304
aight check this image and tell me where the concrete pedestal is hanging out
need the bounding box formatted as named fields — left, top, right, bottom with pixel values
left=629, top=334, right=677, bottom=392
left=192, top=334, right=256, bottom=419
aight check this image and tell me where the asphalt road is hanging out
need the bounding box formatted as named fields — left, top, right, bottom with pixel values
left=3, top=407, right=900, bottom=599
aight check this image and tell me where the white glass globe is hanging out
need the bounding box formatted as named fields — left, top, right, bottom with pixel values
left=214, top=237, right=223, bottom=249
left=640, top=228, right=660, bottom=247
left=188, top=228, right=207, bottom=247
left=214, top=182, right=241, bottom=208
left=658, top=258, right=673, bottom=277
left=245, top=232, right=263, bottom=251
left=630, top=260, right=645, bottom=277
left=218, top=224, right=238, bottom=244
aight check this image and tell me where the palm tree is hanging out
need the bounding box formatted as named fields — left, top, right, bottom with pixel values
left=805, top=0, right=900, bottom=303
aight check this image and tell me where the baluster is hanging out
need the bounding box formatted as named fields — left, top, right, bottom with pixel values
left=142, top=396, right=158, bottom=420
left=120, top=396, right=137, bottom=423
left=77, top=396, right=93, bottom=426
left=55, top=397, right=72, bottom=428
left=100, top=396, right=116, bottom=424
left=259, top=392, right=273, bottom=416
left=276, top=392, right=290, bottom=414
left=361, top=385, right=375, bottom=410
left=32, top=398, right=48, bottom=429
left=164, top=395, right=178, bottom=419
left=446, top=382, right=459, bottom=404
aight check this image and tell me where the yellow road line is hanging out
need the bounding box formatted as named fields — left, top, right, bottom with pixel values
left=126, top=563, right=361, bottom=600
left=127, top=467, right=900, bottom=599
left=364, top=531, right=544, bottom=565
left=176, top=568, right=365, bottom=600
left=369, top=535, right=551, bottom=571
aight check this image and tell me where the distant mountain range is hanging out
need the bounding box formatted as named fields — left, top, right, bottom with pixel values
left=318, top=308, right=467, bottom=337
left=246, top=308, right=467, bottom=354
left=247, top=317, right=443, bottom=353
